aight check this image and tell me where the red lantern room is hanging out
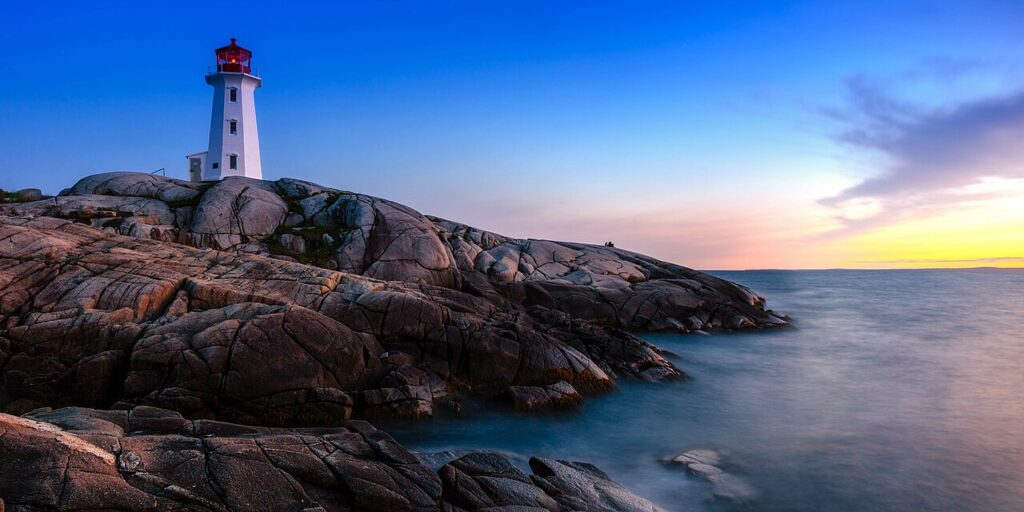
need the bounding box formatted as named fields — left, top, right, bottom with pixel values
left=215, top=38, right=252, bottom=73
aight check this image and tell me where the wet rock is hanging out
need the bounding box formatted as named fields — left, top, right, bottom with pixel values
left=670, top=448, right=720, bottom=467
left=667, top=449, right=757, bottom=504
left=529, top=458, right=666, bottom=512
left=502, top=381, right=583, bottom=411
left=440, top=452, right=562, bottom=511
left=438, top=453, right=665, bottom=512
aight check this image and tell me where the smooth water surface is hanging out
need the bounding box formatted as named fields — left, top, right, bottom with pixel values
left=388, top=269, right=1024, bottom=511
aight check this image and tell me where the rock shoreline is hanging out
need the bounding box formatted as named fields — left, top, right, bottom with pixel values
left=0, top=405, right=666, bottom=511
left=0, top=172, right=788, bottom=510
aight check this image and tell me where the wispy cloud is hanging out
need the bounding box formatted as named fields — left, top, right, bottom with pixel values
left=820, top=69, right=1024, bottom=232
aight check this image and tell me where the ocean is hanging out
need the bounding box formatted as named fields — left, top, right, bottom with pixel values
left=387, top=269, right=1024, bottom=511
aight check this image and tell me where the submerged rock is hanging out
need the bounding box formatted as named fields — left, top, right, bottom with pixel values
left=667, top=448, right=757, bottom=504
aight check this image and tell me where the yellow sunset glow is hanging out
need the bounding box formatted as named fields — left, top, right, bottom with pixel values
left=836, top=185, right=1024, bottom=268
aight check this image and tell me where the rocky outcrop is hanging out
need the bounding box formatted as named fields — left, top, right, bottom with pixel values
left=0, top=172, right=787, bottom=510
left=0, top=172, right=786, bottom=420
left=9, top=173, right=786, bottom=333
left=0, top=215, right=665, bottom=420
left=0, top=406, right=663, bottom=512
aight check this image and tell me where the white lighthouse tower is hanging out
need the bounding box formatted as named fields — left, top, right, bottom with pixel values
left=188, top=38, right=262, bottom=181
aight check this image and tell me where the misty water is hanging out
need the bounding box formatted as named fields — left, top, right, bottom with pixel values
left=387, top=269, right=1024, bottom=511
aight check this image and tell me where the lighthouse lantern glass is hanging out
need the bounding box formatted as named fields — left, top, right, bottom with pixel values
left=216, top=40, right=252, bottom=73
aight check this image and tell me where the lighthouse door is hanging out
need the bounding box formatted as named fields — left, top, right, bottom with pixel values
left=189, top=158, right=202, bottom=182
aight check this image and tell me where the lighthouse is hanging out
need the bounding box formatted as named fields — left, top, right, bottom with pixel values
left=188, top=39, right=262, bottom=181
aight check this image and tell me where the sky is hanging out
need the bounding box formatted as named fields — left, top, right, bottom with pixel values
left=1, top=1, right=1022, bottom=270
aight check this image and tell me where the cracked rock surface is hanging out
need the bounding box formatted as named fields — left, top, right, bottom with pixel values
left=10, top=173, right=786, bottom=333
left=0, top=405, right=664, bottom=512
left=0, top=172, right=785, bottom=422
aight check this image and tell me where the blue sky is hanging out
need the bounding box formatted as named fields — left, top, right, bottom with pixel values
left=1, top=1, right=1022, bottom=268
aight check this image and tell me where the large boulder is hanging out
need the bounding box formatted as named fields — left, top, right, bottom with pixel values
left=123, top=303, right=386, bottom=425
left=313, top=193, right=462, bottom=288
left=188, top=177, right=288, bottom=249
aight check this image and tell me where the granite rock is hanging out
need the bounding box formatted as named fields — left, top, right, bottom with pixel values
left=8, top=173, right=786, bottom=337
left=0, top=405, right=442, bottom=511
left=0, top=172, right=785, bottom=421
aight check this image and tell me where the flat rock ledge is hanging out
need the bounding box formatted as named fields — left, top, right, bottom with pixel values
left=0, top=405, right=664, bottom=512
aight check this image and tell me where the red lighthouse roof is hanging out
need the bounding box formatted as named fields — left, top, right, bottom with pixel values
left=215, top=38, right=252, bottom=73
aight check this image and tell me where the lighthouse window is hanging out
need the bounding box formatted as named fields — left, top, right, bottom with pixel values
left=229, top=88, right=237, bottom=102
left=229, top=120, right=237, bottom=135
left=229, top=154, right=238, bottom=170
